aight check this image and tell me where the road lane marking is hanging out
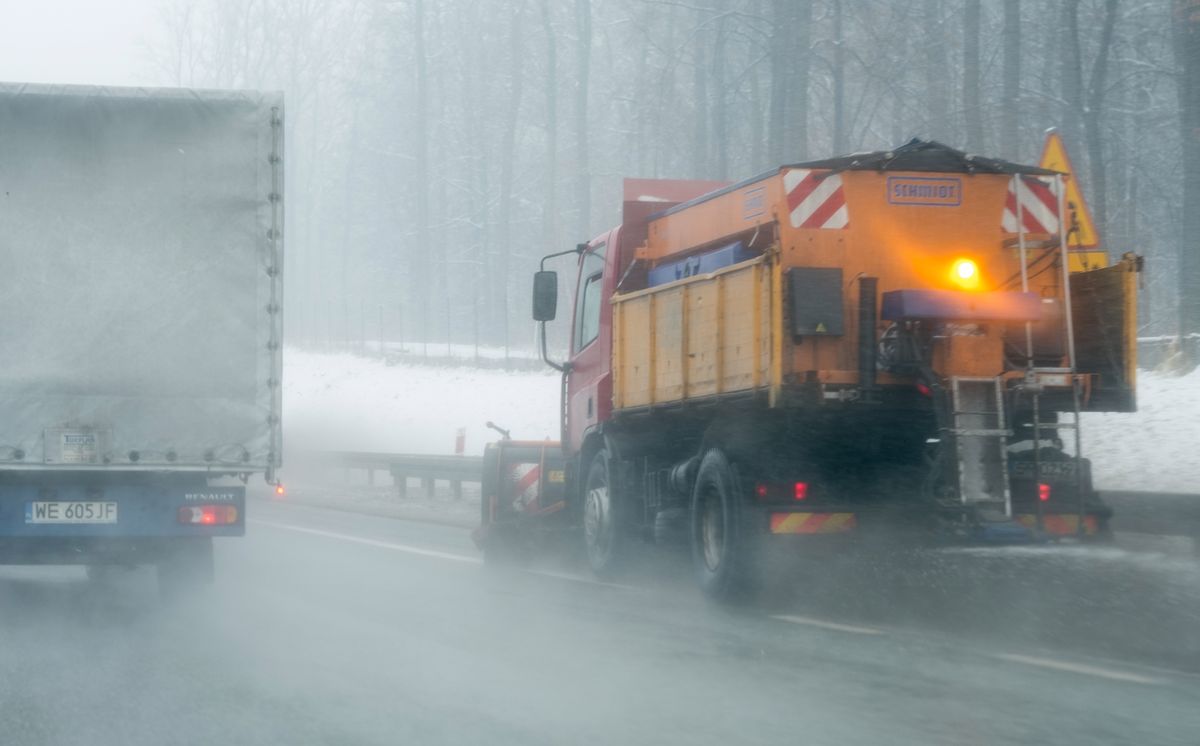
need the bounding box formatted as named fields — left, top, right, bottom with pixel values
left=992, top=653, right=1165, bottom=685
left=251, top=520, right=634, bottom=589
left=523, top=568, right=638, bottom=590
left=250, top=520, right=483, bottom=565
left=770, top=614, right=886, bottom=636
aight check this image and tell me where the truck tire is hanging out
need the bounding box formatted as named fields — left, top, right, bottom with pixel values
left=582, top=448, right=628, bottom=578
left=157, top=537, right=214, bottom=599
left=691, top=448, right=757, bottom=602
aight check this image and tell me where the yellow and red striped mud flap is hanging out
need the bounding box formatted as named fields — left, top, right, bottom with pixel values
left=769, top=512, right=857, bottom=535
left=1014, top=514, right=1100, bottom=536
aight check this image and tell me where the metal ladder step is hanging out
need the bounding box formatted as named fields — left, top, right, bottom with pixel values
left=949, top=376, right=1013, bottom=517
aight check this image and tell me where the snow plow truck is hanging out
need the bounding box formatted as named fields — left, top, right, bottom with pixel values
left=478, top=140, right=1140, bottom=600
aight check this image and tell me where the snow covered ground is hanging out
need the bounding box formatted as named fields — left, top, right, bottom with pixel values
left=284, top=348, right=1198, bottom=493
left=1082, top=368, right=1200, bottom=494
left=284, top=348, right=560, bottom=457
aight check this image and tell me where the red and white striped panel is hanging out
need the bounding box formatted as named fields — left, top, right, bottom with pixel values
left=1001, top=175, right=1061, bottom=235
left=508, top=462, right=541, bottom=512
left=783, top=169, right=849, bottom=230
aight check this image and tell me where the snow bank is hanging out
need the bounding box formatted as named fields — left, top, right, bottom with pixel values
left=284, top=349, right=1198, bottom=493
left=283, top=348, right=560, bottom=456
left=1082, top=368, right=1200, bottom=493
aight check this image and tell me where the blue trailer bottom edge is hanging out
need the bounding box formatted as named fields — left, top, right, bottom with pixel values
left=0, top=472, right=245, bottom=543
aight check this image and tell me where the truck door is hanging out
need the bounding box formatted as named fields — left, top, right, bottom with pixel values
left=565, top=240, right=612, bottom=454
left=1070, top=254, right=1141, bottom=412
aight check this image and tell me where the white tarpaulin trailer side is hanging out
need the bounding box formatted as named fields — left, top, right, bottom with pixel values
left=0, top=83, right=283, bottom=473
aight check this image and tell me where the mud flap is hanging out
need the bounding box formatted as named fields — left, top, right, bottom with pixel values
left=1071, top=255, right=1140, bottom=412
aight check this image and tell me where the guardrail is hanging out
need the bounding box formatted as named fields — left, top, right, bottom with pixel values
left=303, top=451, right=483, bottom=499
left=302, top=452, right=1200, bottom=551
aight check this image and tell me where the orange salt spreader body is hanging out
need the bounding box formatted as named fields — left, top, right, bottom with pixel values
left=489, top=140, right=1140, bottom=600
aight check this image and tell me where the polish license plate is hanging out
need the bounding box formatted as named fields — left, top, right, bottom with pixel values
left=1010, top=461, right=1077, bottom=479
left=25, top=501, right=118, bottom=524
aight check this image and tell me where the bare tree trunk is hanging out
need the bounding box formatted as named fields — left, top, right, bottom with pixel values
left=923, top=0, right=949, bottom=142
left=1083, top=0, right=1119, bottom=254
left=832, top=0, right=847, bottom=153
left=768, top=0, right=791, bottom=164
left=791, top=0, right=813, bottom=158
left=497, top=1, right=526, bottom=359
left=963, top=0, right=984, bottom=153
left=574, top=0, right=591, bottom=240
left=1174, top=0, right=1200, bottom=340
left=1001, top=0, right=1020, bottom=160
left=749, top=55, right=765, bottom=170
left=540, top=0, right=557, bottom=252
left=692, top=18, right=710, bottom=177
left=1061, top=0, right=1085, bottom=150
left=711, top=12, right=730, bottom=180
left=412, top=0, right=431, bottom=348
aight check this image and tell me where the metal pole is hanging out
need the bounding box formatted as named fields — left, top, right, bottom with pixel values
left=1015, top=176, right=1034, bottom=361
left=1056, top=174, right=1077, bottom=372
left=1016, top=175, right=1043, bottom=531
left=1055, top=174, right=1086, bottom=537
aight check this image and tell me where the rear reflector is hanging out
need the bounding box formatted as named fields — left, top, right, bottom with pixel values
left=793, top=482, right=808, bottom=501
left=178, top=505, right=239, bottom=525
left=770, top=512, right=856, bottom=534
left=1014, top=513, right=1099, bottom=536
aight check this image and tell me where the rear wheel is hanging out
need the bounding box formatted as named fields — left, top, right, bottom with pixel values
left=582, top=448, right=627, bottom=578
left=157, top=537, right=214, bottom=599
left=691, top=448, right=757, bottom=602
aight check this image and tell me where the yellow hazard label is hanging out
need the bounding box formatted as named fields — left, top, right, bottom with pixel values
left=1067, top=251, right=1108, bottom=273
left=815, top=322, right=827, bottom=333
left=1039, top=132, right=1100, bottom=249
left=547, top=470, right=565, bottom=484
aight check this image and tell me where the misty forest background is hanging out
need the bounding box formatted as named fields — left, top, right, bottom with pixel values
left=147, top=0, right=1200, bottom=363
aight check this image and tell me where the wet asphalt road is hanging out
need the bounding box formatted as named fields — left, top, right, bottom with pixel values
left=0, top=497, right=1198, bottom=746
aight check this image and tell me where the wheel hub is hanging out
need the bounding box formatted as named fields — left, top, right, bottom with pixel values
left=583, top=486, right=612, bottom=563
left=701, top=491, right=724, bottom=571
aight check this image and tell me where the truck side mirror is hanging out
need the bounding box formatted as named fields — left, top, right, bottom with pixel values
left=532, top=270, right=558, bottom=321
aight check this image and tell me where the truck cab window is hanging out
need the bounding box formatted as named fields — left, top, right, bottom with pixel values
left=573, top=247, right=606, bottom=353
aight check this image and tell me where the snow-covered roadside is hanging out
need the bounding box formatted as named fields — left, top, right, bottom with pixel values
left=284, top=348, right=1199, bottom=494
left=1082, top=368, right=1200, bottom=493
left=284, top=348, right=560, bottom=457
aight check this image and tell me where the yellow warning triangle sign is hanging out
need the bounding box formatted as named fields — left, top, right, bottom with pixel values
left=815, top=322, right=827, bottom=333
left=1038, top=131, right=1100, bottom=249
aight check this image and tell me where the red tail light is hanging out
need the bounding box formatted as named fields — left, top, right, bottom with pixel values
left=178, top=505, right=239, bottom=525
left=1038, top=483, right=1051, bottom=502
left=755, top=484, right=769, bottom=501
left=793, top=482, right=809, bottom=501
left=916, top=383, right=932, bottom=397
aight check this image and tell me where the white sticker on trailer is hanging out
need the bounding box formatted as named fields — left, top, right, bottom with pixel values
left=59, top=432, right=98, bottom=463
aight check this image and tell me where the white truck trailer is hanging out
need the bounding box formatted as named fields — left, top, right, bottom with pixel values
left=0, top=82, right=284, bottom=590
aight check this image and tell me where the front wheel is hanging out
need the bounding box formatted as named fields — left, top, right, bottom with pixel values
left=691, top=448, right=757, bottom=602
left=582, top=448, right=627, bottom=578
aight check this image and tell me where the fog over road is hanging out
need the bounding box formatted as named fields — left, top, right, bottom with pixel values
left=1, top=498, right=1197, bottom=746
